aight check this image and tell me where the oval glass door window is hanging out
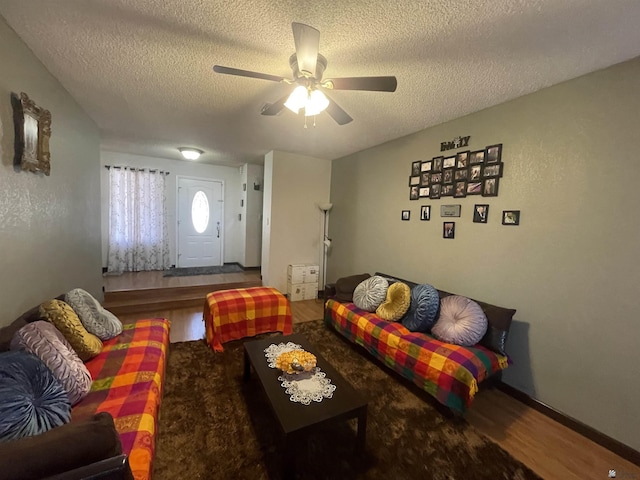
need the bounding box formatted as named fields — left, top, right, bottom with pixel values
left=191, top=190, right=210, bottom=233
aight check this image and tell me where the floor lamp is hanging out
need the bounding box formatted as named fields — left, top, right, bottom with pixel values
left=318, top=203, right=333, bottom=291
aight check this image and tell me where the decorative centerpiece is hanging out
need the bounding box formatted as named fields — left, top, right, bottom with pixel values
left=275, top=349, right=317, bottom=374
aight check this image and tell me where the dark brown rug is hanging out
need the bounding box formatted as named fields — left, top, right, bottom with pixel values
left=153, top=320, right=541, bottom=479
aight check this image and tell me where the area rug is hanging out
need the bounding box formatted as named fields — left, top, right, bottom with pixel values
left=153, top=320, right=541, bottom=480
left=162, top=264, right=243, bottom=277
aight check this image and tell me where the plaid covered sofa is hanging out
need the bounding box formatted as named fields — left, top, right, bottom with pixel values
left=72, top=318, right=170, bottom=480
left=0, top=306, right=170, bottom=480
left=323, top=273, right=515, bottom=414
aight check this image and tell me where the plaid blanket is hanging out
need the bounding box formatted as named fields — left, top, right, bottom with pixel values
left=325, top=299, right=508, bottom=413
left=204, top=287, right=292, bottom=352
left=73, top=318, right=170, bottom=480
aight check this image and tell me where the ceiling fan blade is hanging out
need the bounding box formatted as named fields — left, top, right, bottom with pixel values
left=213, top=65, right=286, bottom=83
left=291, top=22, right=320, bottom=78
left=324, top=76, right=398, bottom=92
left=324, top=96, right=353, bottom=125
left=260, top=95, right=289, bottom=116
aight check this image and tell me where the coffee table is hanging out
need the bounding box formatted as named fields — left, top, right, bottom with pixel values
left=243, top=332, right=368, bottom=479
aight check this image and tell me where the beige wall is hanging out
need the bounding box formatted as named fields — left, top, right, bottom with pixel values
left=0, top=17, right=102, bottom=325
left=100, top=151, right=243, bottom=267
left=261, top=150, right=331, bottom=292
left=330, top=57, right=640, bottom=451
left=240, top=163, right=263, bottom=267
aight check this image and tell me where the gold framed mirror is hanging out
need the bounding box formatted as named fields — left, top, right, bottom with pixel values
left=11, top=92, right=51, bottom=176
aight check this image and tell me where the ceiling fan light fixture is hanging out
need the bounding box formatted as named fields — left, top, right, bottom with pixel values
left=284, top=85, right=308, bottom=113
left=304, top=89, right=329, bottom=116
left=178, top=147, right=204, bottom=160
left=284, top=85, right=329, bottom=117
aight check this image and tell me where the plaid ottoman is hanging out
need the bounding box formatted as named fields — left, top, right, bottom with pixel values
left=204, top=287, right=293, bottom=352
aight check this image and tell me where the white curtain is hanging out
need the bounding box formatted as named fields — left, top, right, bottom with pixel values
left=107, top=167, right=171, bottom=273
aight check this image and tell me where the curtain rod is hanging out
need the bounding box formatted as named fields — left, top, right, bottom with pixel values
left=104, top=165, right=169, bottom=175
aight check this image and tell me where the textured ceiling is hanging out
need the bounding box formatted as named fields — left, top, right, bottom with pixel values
left=1, top=0, right=639, bottom=167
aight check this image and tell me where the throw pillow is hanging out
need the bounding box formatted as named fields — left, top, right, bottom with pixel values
left=64, top=288, right=123, bottom=341
left=352, top=275, right=389, bottom=312
left=0, top=351, right=71, bottom=442
left=0, top=412, right=123, bottom=480
left=335, top=273, right=371, bottom=302
left=39, top=300, right=103, bottom=361
left=401, top=283, right=440, bottom=332
left=376, top=282, right=411, bottom=321
left=11, top=321, right=92, bottom=405
left=431, top=295, right=488, bottom=346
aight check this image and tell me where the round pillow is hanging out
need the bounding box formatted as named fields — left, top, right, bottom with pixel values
left=65, top=288, right=123, bottom=341
left=401, top=284, right=440, bottom=332
left=352, top=275, right=389, bottom=312
left=431, top=295, right=488, bottom=346
left=0, top=350, right=71, bottom=442
left=376, top=282, right=411, bottom=321
left=11, top=321, right=92, bottom=405
left=39, top=300, right=103, bottom=361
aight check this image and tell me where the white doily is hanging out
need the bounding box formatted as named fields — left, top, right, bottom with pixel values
left=264, top=342, right=336, bottom=405
left=278, top=368, right=337, bottom=405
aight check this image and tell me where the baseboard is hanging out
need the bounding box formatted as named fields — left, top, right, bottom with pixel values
left=227, top=262, right=260, bottom=271
left=498, top=382, right=640, bottom=466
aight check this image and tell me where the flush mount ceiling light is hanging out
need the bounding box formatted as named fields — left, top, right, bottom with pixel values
left=178, top=148, right=204, bottom=160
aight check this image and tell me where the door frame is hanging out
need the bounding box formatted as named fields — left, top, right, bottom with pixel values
left=175, top=175, right=225, bottom=267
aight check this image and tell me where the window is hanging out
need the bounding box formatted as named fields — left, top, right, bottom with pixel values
left=192, top=190, right=210, bottom=233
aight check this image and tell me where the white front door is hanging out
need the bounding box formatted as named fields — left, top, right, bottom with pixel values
left=177, top=177, right=223, bottom=267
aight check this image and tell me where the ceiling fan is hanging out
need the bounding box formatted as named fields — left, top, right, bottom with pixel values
left=213, top=22, right=397, bottom=125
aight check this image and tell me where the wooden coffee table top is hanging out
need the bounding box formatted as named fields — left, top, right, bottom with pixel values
left=243, top=332, right=368, bottom=435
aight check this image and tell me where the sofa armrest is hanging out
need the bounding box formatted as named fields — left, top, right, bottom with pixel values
left=323, top=283, right=336, bottom=303
left=0, top=412, right=123, bottom=480
left=44, top=455, right=133, bottom=480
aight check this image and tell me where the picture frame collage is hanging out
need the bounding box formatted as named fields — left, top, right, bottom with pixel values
left=407, top=203, right=520, bottom=237
left=409, top=143, right=503, bottom=200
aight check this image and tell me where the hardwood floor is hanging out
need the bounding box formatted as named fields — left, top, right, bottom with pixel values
left=104, top=271, right=639, bottom=479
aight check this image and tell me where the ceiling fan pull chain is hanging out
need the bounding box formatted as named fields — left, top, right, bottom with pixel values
left=313, top=116, right=317, bottom=128
left=304, top=116, right=308, bottom=129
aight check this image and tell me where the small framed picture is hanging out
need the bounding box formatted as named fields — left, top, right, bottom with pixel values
left=420, top=172, right=430, bottom=186
left=420, top=205, right=431, bottom=221
left=502, top=210, right=520, bottom=225
left=469, top=150, right=485, bottom=165
left=469, top=164, right=482, bottom=181
left=441, top=184, right=454, bottom=196
left=443, top=222, right=455, bottom=239
left=482, top=163, right=503, bottom=178
left=409, top=175, right=420, bottom=186
left=482, top=178, right=499, bottom=197
left=410, top=186, right=419, bottom=200
left=411, top=160, right=422, bottom=176
left=454, top=169, right=468, bottom=181
left=440, top=204, right=461, bottom=217
left=430, top=172, right=442, bottom=184
left=486, top=144, right=502, bottom=164
left=467, top=181, right=482, bottom=195
left=456, top=151, right=469, bottom=168
left=421, top=160, right=432, bottom=172
left=419, top=187, right=430, bottom=198
left=454, top=181, right=467, bottom=198
left=402, top=210, right=411, bottom=221
left=473, top=204, right=489, bottom=223
left=443, top=156, right=456, bottom=169
left=443, top=168, right=454, bottom=184
left=432, top=156, right=443, bottom=172
left=429, top=184, right=441, bottom=199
